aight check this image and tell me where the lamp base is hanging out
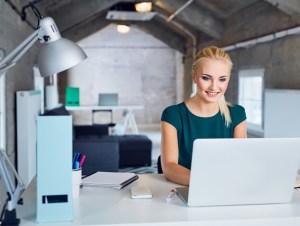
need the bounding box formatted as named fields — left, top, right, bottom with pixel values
left=1, top=209, right=20, bottom=226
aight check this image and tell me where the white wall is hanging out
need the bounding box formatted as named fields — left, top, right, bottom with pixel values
left=67, top=24, right=182, bottom=126
left=264, top=89, right=300, bottom=138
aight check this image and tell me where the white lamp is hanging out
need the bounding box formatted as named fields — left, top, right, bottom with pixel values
left=135, top=2, right=152, bottom=13
left=0, top=17, right=86, bottom=77
left=0, top=14, right=87, bottom=226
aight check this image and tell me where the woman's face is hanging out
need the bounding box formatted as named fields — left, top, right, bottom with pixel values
left=193, top=58, right=231, bottom=104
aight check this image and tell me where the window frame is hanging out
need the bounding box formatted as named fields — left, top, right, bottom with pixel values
left=0, top=75, right=5, bottom=150
left=238, top=68, right=264, bottom=136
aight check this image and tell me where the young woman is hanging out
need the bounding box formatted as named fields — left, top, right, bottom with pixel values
left=161, top=46, right=247, bottom=186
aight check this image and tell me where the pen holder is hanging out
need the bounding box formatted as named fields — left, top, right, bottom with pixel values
left=72, top=168, right=82, bottom=198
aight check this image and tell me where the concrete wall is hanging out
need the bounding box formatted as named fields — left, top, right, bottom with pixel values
left=64, top=24, right=182, bottom=127
left=223, top=25, right=300, bottom=105
left=0, top=1, right=38, bottom=213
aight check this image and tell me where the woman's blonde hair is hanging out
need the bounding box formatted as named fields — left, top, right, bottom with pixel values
left=192, top=46, right=233, bottom=127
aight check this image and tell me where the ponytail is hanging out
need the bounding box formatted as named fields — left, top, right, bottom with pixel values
left=218, top=95, right=231, bottom=127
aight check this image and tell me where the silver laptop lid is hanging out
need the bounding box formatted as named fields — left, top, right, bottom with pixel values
left=98, top=93, right=118, bottom=106
left=187, top=138, right=300, bottom=207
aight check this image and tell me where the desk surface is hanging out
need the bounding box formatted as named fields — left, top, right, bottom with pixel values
left=66, top=105, right=144, bottom=111
left=18, top=174, right=300, bottom=226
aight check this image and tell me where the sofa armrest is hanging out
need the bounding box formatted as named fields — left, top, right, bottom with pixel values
left=73, top=139, right=119, bottom=176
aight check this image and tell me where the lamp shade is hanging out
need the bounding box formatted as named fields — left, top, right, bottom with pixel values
left=38, top=38, right=87, bottom=77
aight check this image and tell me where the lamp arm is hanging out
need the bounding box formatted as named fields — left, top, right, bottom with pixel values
left=0, top=29, right=39, bottom=76
left=0, top=17, right=63, bottom=78
left=0, top=148, right=25, bottom=211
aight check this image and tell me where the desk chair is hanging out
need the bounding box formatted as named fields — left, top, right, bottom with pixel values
left=157, top=156, right=163, bottom=174
left=92, top=109, right=116, bottom=128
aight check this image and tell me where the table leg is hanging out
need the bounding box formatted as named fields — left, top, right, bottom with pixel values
left=123, top=110, right=139, bottom=134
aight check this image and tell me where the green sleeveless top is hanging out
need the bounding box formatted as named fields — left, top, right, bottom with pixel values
left=161, top=102, right=246, bottom=170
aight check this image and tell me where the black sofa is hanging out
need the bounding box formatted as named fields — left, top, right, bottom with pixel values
left=43, top=106, right=120, bottom=176
left=73, top=138, right=119, bottom=176
left=73, top=125, right=152, bottom=167
left=44, top=106, right=152, bottom=174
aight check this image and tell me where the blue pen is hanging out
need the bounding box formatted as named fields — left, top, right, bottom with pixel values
left=73, top=152, right=81, bottom=169
left=74, top=161, right=80, bottom=170
left=73, top=152, right=77, bottom=164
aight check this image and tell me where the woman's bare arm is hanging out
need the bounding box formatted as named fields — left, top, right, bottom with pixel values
left=161, top=121, right=190, bottom=186
left=233, top=120, right=247, bottom=138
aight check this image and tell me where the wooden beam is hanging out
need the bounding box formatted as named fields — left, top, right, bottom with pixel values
left=61, top=13, right=109, bottom=42
left=265, top=0, right=300, bottom=16
left=135, top=18, right=187, bottom=53
left=45, top=0, right=131, bottom=32
left=154, top=0, right=224, bottom=40
left=60, top=13, right=187, bottom=53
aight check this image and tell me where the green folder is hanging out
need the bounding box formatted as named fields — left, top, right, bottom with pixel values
left=66, top=86, right=80, bottom=106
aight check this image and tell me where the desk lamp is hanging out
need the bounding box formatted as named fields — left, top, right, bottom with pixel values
left=0, top=3, right=87, bottom=226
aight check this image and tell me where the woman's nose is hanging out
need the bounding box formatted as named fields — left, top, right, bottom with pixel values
left=209, top=81, right=217, bottom=90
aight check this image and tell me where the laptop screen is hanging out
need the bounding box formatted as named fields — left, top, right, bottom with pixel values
left=183, top=138, right=300, bottom=207
left=98, top=93, right=118, bottom=106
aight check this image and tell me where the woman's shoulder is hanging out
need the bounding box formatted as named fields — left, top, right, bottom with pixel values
left=161, top=102, right=185, bottom=123
left=228, top=104, right=245, bottom=112
left=163, top=102, right=185, bottom=113
left=228, top=104, right=247, bottom=124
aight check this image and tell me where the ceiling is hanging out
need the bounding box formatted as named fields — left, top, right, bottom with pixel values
left=9, top=0, right=300, bottom=54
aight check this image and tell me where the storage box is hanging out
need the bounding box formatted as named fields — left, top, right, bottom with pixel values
left=36, top=115, right=73, bottom=223
left=66, top=87, right=80, bottom=106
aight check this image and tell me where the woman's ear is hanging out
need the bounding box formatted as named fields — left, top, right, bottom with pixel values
left=192, top=75, right=197, bottom=84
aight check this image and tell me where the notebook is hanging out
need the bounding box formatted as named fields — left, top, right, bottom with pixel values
left=82, top=172, right=138, bottom=189
left=175, top=138, right=300, bottom=207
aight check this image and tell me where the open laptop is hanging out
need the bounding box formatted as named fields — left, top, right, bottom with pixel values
left=98, top=93, right=118, bottom=106
left=175, top=138, right=300, bottom=207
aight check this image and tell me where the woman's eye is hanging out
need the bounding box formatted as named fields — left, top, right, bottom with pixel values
left=219, top=78, right=227, bottom=82
left=201, top=76, right=210, bottom=81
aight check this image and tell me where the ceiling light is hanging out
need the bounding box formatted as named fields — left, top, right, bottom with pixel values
left=135, top=2, right=152, bottom=13
left=117, top=24, right=130, bottom=34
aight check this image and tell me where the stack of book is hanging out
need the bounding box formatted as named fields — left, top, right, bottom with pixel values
left=82, top=172, right=138, bottom=189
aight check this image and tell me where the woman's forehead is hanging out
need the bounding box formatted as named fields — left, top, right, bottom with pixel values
left=197, top=58, right=231, bottom=74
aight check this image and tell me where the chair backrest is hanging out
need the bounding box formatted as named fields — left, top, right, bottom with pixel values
left=157, top=156, right=163, bottom=174
left=92, top=109, right=116, bottom=128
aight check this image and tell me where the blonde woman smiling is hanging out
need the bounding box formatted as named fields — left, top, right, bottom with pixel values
left=161, top=46, right=247, bottom=186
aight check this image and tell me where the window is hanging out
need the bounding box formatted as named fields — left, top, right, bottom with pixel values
left=238, top=69, right=264, bottom=134
left=0, top=75, right=5, bottom=149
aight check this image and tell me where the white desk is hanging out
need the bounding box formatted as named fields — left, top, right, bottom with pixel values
left=66, top=105, right=143, bottom=134
left=17, top=174, right=300, bottom=226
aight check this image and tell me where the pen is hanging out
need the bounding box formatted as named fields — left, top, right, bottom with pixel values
left=73, top=152, right=77, bottom=164
left=73, top=152, right=81, bottom=169
left=166, top=189, right=176, bottom=202
left=74, top=161, right=79, bottom=170
left=79, top=155, right=86, bottom=168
